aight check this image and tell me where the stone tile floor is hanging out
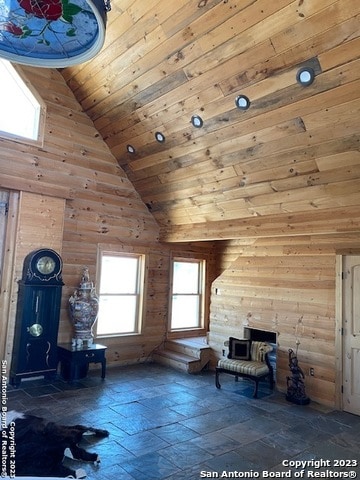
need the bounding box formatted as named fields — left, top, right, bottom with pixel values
left=7, top=364, right=360, bottom=480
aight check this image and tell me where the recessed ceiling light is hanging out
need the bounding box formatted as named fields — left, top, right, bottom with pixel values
left=191, top=115, right=203, bottom=128
left=296, top=67, right=315, bottom=86
left=235, top=95, right=250, bottom=110
left=155, top=132, right=165, bottom=143
left=127, top=144, right=136, bottom=154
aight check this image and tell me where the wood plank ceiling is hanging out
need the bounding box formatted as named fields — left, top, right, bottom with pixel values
left=61, top=0, right=360, bottom=242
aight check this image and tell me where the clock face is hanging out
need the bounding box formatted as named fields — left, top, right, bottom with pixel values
left=24, top=249, right=63, bottom=284
left=36, top=256, right=56, bottom=275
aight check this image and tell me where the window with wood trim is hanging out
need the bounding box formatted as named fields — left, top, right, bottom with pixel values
left=169, top=257, right=206, bottom=331
left=96, top=252, right=145, bottom=337
left=0, top=59, right=44, bottom=143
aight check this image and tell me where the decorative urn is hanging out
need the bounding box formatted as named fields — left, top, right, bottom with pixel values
left=69, top=267, right=99, bottom=347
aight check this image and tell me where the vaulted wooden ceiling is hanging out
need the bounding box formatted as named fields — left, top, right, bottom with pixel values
left=61, top=0, right=360, bottom=242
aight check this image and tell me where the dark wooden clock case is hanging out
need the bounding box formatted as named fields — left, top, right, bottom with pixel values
left=10, top=248, right=64, bottom=387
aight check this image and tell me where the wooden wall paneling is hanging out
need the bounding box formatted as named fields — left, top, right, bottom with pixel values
left=15, top=193, right=65, bottom=252
left=160, top=205, right=360, bottom=242
left=136, top=83, right=223, bottom=130
left=63, top=0, right=191, bottom=97
left=95, top=0, right=289, bottom=129
left=0, top=66, right=215, bottom=369
left=160, top=0, right=223, bottom=38
left=97, top=0, right=333, bottom=141
left=216, top=234, right=360, bottom=272
left=141, top=13, right=348, bottom=142
left=121, top=59, right=358, bottom=194
left=79, top=0, right=247, bottom=122
left=158, top=140, right=359, bottom=228
left=0, top=173, right=71, bottom=201
left=0, top=140, right=122, bottom=178
left=304, top=16, right=360, bottom=68
left=1, top=0, right=359, bottom=410
left=58, top=0, right=360, bottom=247
left=209, top=252, right=337, bottom=407
left=114, top=52, right=356, bottom=179
left=0, top=191, right=9, bottom=278
left=209, top=235, right=360, bottom=409
left=3, top=192, right=65, bottom=368
left=0, top=191, right=17, bottom=364
left=334, top=255, right=343, bottom=409
left=140, top=176, right=241, bottom=207
left=74, top=27, right=173, bottom=115
left=202, top=0, right=337, bottom=57
left=316, top=151, right=360, bottom=171
left=319, top=36, right=360, bottom=71
left=270, top=0, right=359, bottom=55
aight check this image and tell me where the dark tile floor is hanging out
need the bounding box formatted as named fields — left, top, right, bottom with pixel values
left=7, top=364, right=360, bottom=480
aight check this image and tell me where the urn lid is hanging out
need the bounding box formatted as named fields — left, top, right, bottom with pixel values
left=78, top=267, right=94, bottom=290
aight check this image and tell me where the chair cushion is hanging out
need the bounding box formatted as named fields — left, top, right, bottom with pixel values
left=217, top=358, right=270, bottom=377
left=228, top=337, right=251, bottom=360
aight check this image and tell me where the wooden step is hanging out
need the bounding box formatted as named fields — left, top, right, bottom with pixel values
left=152, top=337, right=211, bottom=373
left=152, top=349, right=200, bottom=373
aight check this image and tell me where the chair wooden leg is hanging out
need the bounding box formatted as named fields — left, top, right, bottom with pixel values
left=253, top=380, right=259, bottom=398
left=269, top=367, right=274, bottom=389
left=215, top=368, right=221, bottom=389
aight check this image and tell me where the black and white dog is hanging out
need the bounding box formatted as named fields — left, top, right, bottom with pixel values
left=3, top=411, right=109, bottom=478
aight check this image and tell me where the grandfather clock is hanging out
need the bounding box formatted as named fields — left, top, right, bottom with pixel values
left=10, top=248, right=64, bottom=386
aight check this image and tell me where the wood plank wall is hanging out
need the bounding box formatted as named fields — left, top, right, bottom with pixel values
left=0, top=190, right=9, bottom=278
left=1, top=192, right=65, bottom=365
left=0, top=66, right=216, bottom=368
left=62, top=0, right=360, bottom=244
left=0, top=51, right=357, bottom=411
left=60, top=0, right=360, bottom=408
left=208, top=235, right=360, bottom=408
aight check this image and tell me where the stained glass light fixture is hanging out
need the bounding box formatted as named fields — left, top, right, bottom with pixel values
left=0, top=0, right=110, bottom=67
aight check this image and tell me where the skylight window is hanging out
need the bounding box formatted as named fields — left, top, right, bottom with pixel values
left=0, top=59, right=43, bottom=141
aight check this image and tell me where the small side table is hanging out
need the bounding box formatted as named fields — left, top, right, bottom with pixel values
left=57, top=343, right=107, bottom=382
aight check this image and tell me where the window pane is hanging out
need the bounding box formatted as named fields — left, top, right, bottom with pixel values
left=173, top=261, right=199, bottom=294
left=97, top=295, right=137, bottom=335
left=99, top=255, right=138, bottom=294
left=0, top=59, right=41, bottom=140
left=97, top=252, right=144, bottom=337
left=171, top=295, right=200, bottom=329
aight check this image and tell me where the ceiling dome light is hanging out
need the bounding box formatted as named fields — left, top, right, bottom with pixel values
left=127, top=145, right=136, bottom=154
left=296, top=67, right=315, bottom=86
left=191, top=115, right=203, bottom=128
left=155, top=132, right=165, bottom=143
left=235, top=95, right=251, bottom=110
left=0, top=0, right=111, bottom=68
